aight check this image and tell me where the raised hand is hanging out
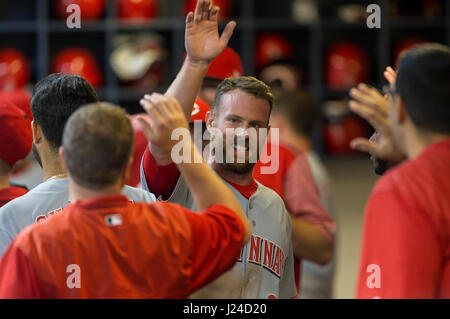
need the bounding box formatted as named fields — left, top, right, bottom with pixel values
left=348, top=83, right=406, bottom=162
left=185, top=0, right=236, bottom=65
left=138, top=94, right=189, bottom=163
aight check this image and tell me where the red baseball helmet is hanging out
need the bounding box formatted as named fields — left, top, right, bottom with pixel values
left=322, top=100, right=368, bottom=155
left=55, top=0, right=105, bottom=20
left=185, top=0, right=233, bottom=21
left=205, top=46, right=243, bottom=80
left=51, top=48, right=103, bottom=88
left=190, top=98, right=211, bottom=123
left=393, top=38, right=428, bottom=67
left=325, top=42, right=370, bottom=90
left=0, top=49, right=30, bottom=91
left=118, top=0, right=158, bottom=20
left=255, top=33, right=295, bottom=70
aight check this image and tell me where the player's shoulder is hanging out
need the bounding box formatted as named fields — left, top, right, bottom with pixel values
left=0, top=179, right=68, bottom=220
left=121, top=185, right=157, bottom=203
left=372, top=159, right=417, bottom=197
left=12, top=211, right=70, bottom=254
left=0, top=185, right=41, bottom=219
left=254, top=181, right=284, bottom=200
left=254, top=182, right=289, bottom=216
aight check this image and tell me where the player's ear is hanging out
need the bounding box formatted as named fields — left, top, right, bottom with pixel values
left=397, top=96, right=407, bottom=124
left=59, top=146, right=67, bottom=172
left=205, top=110, right=214, bottom=130
left=31, top=120, right=42, bottom=144
left=392, top=94, right=407, bottom=126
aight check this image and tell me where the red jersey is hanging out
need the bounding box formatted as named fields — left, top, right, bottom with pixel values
left=253, top=142, right=336, bottom=293
left=0, top=194, right=245, bottom=298
left=0, top=186, right=27, bottom=208
left=357, top=138, right=450, bottom=299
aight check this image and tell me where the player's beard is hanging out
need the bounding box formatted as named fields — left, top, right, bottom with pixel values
left=32, top=143, right=43, bottom=168
left=219, top=161, right=255, bottom=175
left=215, top=136, right=259, bottom=175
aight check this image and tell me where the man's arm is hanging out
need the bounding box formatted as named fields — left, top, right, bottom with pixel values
left=146, top=0, right=235, bottom=166
left=165, top=0, right=235, bottom=120
left=356, top=183, right=442, bottom=298
left=284, top=154, right=335, bottom=266
left=138, top=94, right=251, bottom=242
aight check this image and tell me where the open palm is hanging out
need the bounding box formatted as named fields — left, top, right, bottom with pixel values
left=185, top=0, right=236, bottom=64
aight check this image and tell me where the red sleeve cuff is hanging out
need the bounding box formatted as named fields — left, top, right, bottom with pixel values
left=142, top=146, right=180, bottom=200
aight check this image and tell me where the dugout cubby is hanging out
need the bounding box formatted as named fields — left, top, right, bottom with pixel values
left=0, top=0, right=449, bottom=156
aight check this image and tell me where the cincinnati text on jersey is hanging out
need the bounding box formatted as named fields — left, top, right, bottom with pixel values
left=237, top=234, right=286, bottom=278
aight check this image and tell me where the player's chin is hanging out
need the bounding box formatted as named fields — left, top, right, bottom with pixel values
left=220, top=161, right=255, bottom=175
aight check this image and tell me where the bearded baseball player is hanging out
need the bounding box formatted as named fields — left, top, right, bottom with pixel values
left=0, top=0, right=232, bottom=257
left=0, top=99, right=251, bottom=298
left=141, top=76, right=297, bottom=299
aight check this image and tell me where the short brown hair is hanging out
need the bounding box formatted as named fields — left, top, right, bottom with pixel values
left=272, top=89, right=319, bottom=137
left=62, top=103, right=134, bottom=190
left=214, top=76, right=273, bottom=115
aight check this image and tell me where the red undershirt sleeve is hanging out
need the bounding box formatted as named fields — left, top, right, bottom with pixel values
left=356, top=187, right=442, bottom=299
left=142, top=146, right=181, bottom=200
left=184, top=204, right=246, bottom=293
left=0, top=243, right=42, bottom=298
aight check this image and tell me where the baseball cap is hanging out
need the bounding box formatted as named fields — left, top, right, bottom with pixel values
left=0, top=101, right=32, bottom=167
left=190, top=99, right=211, bottom=123
left=0, top=90, right=32, bottom=120
left=205, top=46, right=243, bottom=80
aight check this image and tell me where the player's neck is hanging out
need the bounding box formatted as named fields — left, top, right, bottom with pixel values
left=38, top=146, right=66, bottom=182
left=68, top=177, right=123, bottom=202
left=42, top=158, right=66, bottom=182
left=0, top=173, right=11, bottom=189
left=211, top=162, right=254, bottom=186
left=405, top=128, right=450, bottom=160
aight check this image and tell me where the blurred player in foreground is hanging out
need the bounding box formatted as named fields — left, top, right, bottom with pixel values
left=0, top=99, right=251, bottom=298
left=350, top=43, right=450, bottom=298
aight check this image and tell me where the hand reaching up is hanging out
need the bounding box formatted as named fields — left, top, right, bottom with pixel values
left=185, top=0, right=236, bottom=65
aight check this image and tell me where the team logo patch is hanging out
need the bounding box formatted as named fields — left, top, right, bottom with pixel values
left=105, top=214, right=123, bottom=227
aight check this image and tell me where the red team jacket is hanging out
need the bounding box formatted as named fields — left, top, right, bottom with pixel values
left=0, top=186, right=27, bottom=208
left=0, top=195, right=245, bottom=298
left=357, top=138, right=450, bottom=298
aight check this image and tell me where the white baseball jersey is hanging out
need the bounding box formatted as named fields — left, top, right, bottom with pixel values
left=141, top=173, right=297, bottom=299
left=0, top=177, right=157, bottom=256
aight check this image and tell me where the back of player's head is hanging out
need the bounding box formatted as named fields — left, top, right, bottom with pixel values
left=62, top=103, right=134, bottom=190
left=396, top=43, right=450, bottom=134
left=31, top=73, right=99, bottom=150
left=214, top=76, right=273, bottom=115
left=272, top=89, right=319, bottom=138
